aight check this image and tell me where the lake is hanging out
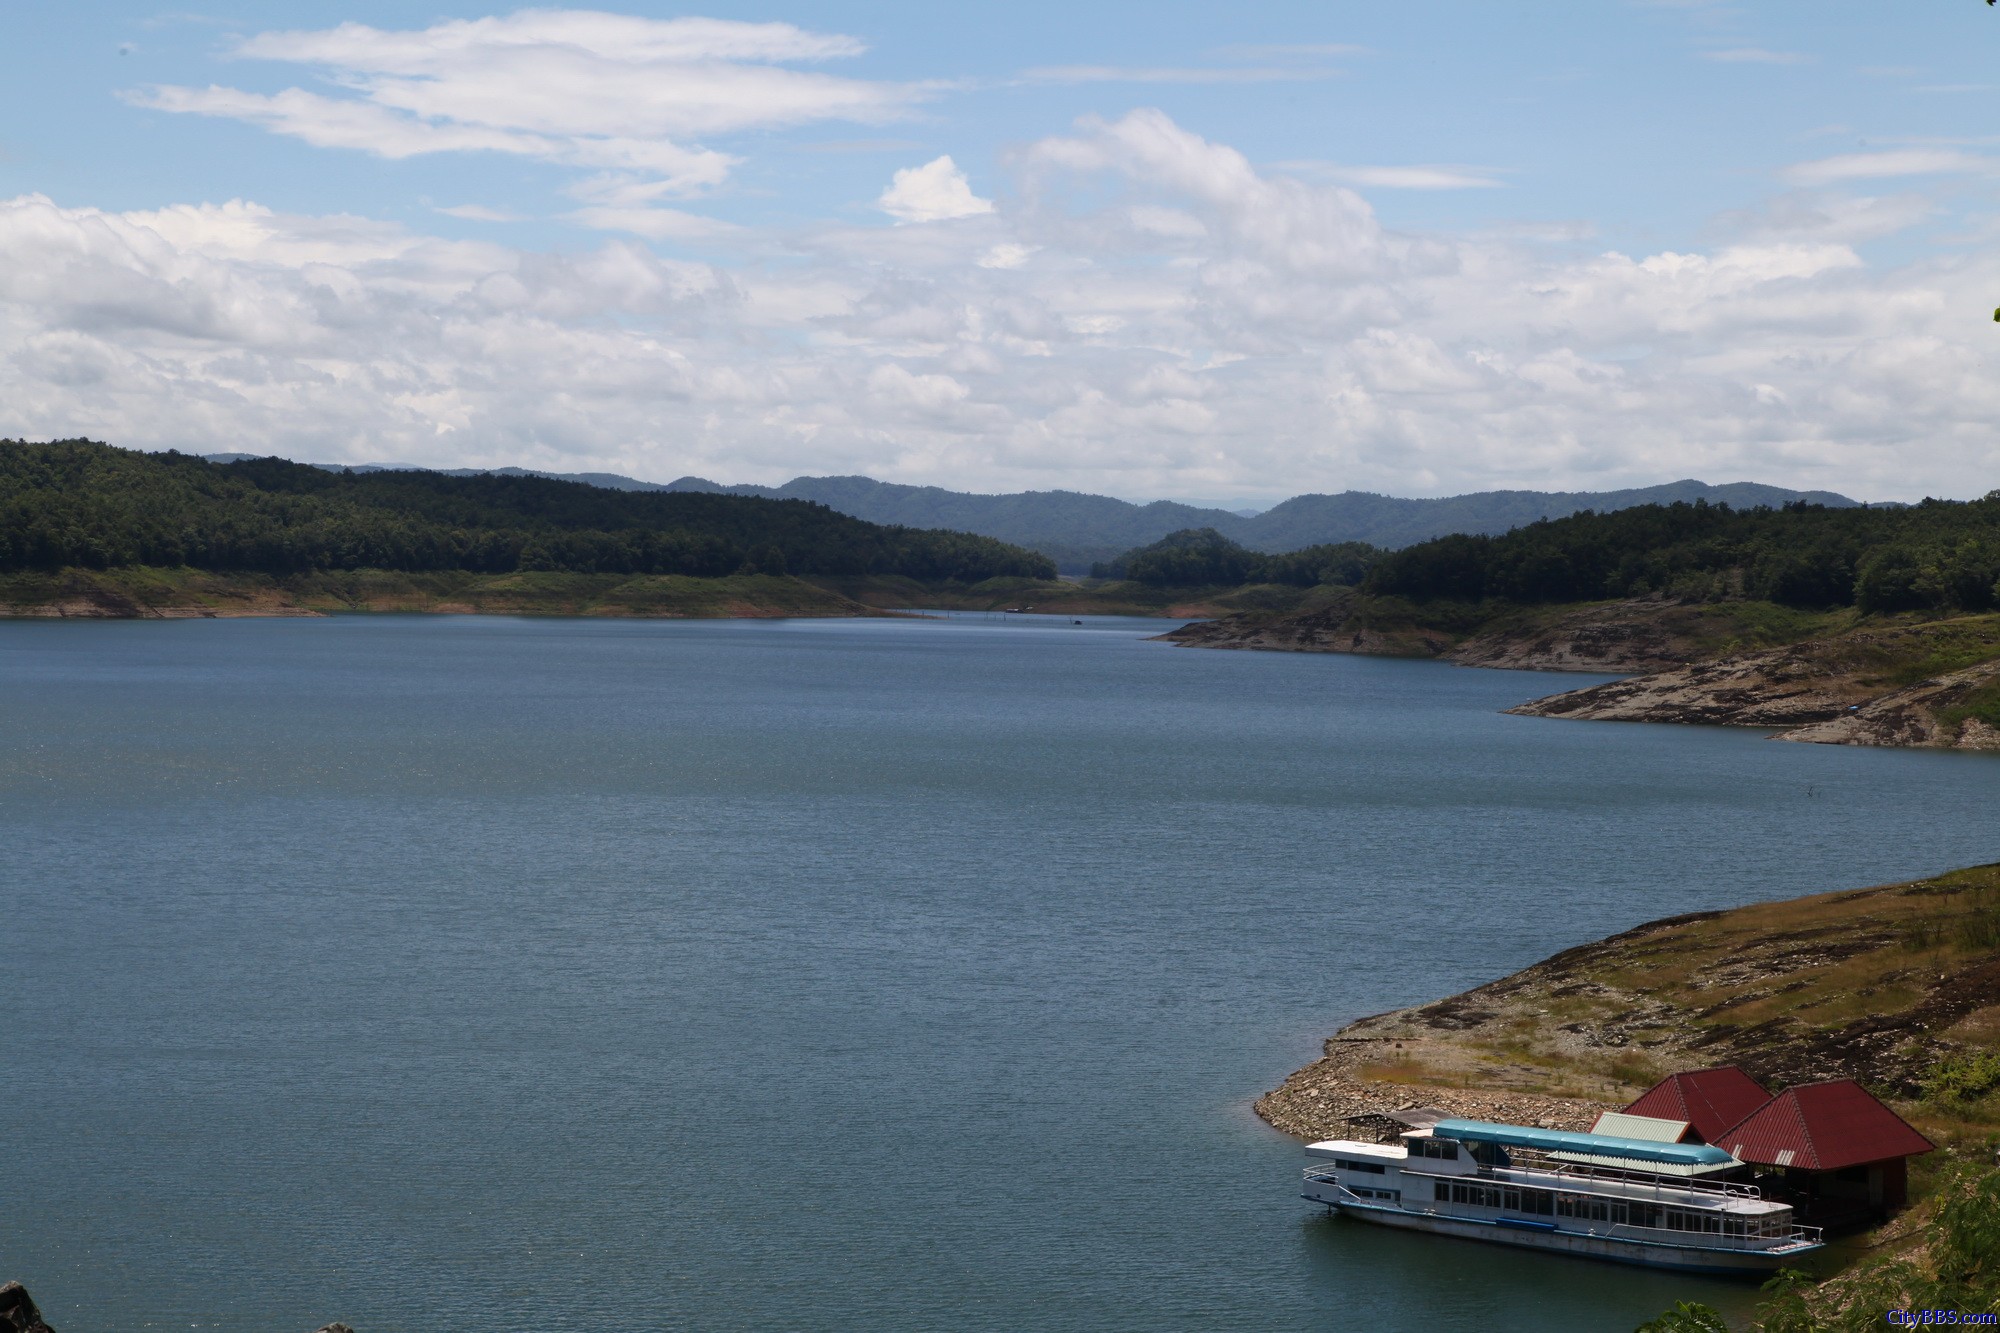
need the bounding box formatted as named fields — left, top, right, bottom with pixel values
left=3, top=613, right=1996, bottom=1332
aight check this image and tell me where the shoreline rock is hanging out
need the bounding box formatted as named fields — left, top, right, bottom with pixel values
left=0, top=1283, right=55, bottom=1333
left=1510, top=626, right=2000, bottom=750
left=1254, top=1037, right=1610, bottom=1143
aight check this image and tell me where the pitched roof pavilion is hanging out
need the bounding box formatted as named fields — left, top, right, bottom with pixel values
left=1625, top=1066, right=1772, bottom=1144
left=1718, top=1080, right=1935, bottom=1172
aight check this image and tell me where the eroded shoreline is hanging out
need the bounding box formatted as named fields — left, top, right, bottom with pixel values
left=1256, top=866, right=2000, bottom=1148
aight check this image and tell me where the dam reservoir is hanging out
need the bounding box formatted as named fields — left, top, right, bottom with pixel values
left=3, top=613, right=1997, bottom=1331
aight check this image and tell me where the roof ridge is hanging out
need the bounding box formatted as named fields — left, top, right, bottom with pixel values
left=1786, top=1086, right=1820, bottom=1169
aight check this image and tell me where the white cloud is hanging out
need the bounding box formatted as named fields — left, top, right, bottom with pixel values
left=564, top=205, right=742, bottom=240
left=976, top=243, right=1036, bottom=270
left=1702, top=48, right=1814, bottom=65
left=878, top=156, right=994, bottom=223
left=4, top=108, right=2000, bottom=504
left=1291, top=163, right=1504, bottom=191
left=127, top=10, right=927, bottom=219
left=1021, top=65, right=1338, bottom=85
left=1211, top=43, right=1369, bottom=60
left=235, top=13, right=866, bottom=68
left=436, top=204, right=523, bottom=222
left=1783, top=148, right=1996, bottom=186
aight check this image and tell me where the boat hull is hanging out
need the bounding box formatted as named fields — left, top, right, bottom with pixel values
left=1310, top=1195, right=1813, bottom=1275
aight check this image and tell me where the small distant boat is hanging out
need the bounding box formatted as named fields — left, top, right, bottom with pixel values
left=1001, top=606, right=1035, bottom=613
left=1302, top=1118, right=1822, bottom=1274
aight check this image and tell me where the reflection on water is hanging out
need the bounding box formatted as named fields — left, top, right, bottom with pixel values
left=2, top=614, right=1993, bottom=1331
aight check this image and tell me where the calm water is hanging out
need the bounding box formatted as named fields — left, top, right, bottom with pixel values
left=3, top=614, right=1997, bottom=1332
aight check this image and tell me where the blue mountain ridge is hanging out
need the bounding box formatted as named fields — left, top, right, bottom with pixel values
left=200, top=455, right=1869, bottom=573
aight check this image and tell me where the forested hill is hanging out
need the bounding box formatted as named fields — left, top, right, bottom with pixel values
left=1, top=441, right=1055, bottom=582
left=1364, top=492, right=2000, bottom=612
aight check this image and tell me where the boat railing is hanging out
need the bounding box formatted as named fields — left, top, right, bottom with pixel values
left=1393, top=1162, right=1759, bottom=1207
left=1599, top=1219, right=1823, bottom=1252
left=1473, top=1153, right=1764, bottom=1201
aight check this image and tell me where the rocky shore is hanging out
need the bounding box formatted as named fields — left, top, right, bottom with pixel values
left=0, top=1280, right=352, bottom=1333
left=1, top=1284, right=55, bottom=1333
left=1166, top=596, right=2000, bottom=752
left=1511, top=615, right=2000, bottom=750
left=1254, top=1037, right=1609, bottom=1143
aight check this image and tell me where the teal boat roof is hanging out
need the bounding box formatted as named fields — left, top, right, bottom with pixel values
left=1430, top=1118, right=1737, bottom=1168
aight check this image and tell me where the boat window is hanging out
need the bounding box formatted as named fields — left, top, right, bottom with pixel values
left=1444, top=1181, right=1503, bottom=1208
left=1557, top=1195, right=1611, bottom=1222
left=1409, top=1138, right=1460, bottom=1160
left=1334, top=1158, right=1387, bottom=1175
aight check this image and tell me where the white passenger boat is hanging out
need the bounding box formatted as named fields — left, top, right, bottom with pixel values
left=1302, top=1117, right=1823, bottom=1274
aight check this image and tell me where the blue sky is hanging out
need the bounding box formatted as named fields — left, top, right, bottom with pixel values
left=3, top=2, right=2000, bottom=503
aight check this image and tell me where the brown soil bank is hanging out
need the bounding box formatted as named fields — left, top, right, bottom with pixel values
left=0, top=567, right=886, bottom=620
left=0, top=566, right=1326, bottom=622
left=1510, top=613, right=2000, bottom=751
left=1259, top=863, right=2000, bottom=1149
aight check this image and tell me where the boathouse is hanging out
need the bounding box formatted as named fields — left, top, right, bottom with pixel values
left=1623, top=1066, right=1772, bottom=1144
left=1716, top=1079, right=1934, bottom=1217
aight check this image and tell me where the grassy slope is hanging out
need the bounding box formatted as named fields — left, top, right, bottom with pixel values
left=1261, top=863, right=2000, bottom=1149
left=1162, top=591, right=1853, bottom=667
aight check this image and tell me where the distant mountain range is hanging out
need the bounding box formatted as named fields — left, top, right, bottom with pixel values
left=203, top=456, right=1869, bottom=572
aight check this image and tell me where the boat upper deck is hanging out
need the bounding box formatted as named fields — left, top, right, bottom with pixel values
left=1431, top=1119, right=1736, bottom=1170
left=1306, top=1118, right=1789, bottom=1216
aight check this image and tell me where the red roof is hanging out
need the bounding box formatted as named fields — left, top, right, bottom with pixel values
left=1625, top=1066, right=1772, bottom=1143
left=1717, top=1080, right=1935, bottom=1171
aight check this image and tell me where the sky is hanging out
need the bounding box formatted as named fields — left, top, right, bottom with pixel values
left=4, top=3, right=2000, bottom=505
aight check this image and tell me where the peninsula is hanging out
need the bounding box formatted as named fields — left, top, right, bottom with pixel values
left=1265, top=863, right=2000, bottom=1318
left=1261, top=862, right=2000, bottom=1142
left=1147, top=494, right=2000, bottom=751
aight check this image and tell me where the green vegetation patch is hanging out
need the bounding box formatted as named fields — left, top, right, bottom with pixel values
left=1937, top=676, right=2000, bottom=739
